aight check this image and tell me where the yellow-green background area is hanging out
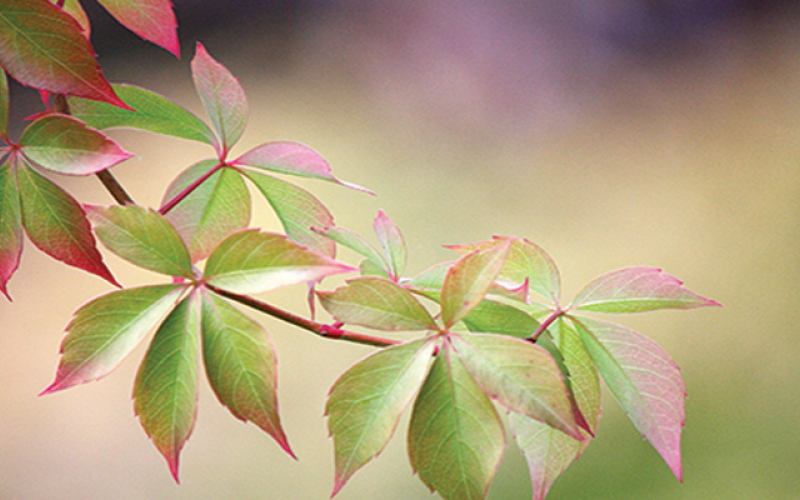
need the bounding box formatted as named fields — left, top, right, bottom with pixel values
left=1, top=3, right=798, bottom=499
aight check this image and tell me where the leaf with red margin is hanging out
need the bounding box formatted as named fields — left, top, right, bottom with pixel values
left=408, top=341, right=506, bottom=500
left=571, top=316, right=685, bottom=481
left=201, top=290, right=294, bottom=457
left=318, top=276, right=438, bottom=331
left=54, top=0, right=90, bottom=37
left=191, top=43, right=247, bottom=154
left=570, top=266, right=720, bottom=313
left=234, top=141, right=371, bottom=193
left=96, top=0, right=179, bottom=57
left=0, top=0, right=128, bottom=108
left=16, top=161, right=118, bottom=286
left=0, top=159, right=22, bottom=299
left=244, top=171, right=334, bottom=257
left=204, top=230, right=355, bottom=295
left=440, top=240, right=511, bottom=329
left=327, top=338, right=436, bottom=496
left=162, top=161, right=250, bottom=262
left=20, top=115, right=132, bottom=175
left=41, top=284, right=185, bottom=393
left=134, top=291, right=200, bottom=482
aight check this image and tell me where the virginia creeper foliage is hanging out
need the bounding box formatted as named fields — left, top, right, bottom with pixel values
left=0, top=1, right=720, bottom=498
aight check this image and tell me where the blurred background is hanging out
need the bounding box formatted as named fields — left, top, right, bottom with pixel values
left=1, top=0, right=799, bottom=498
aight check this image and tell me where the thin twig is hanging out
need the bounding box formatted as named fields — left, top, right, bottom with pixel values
left=207, top=284, right=400, bottom=348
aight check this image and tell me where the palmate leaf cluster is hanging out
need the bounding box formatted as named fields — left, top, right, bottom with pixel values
left=0, top=1, right=720, bottom=499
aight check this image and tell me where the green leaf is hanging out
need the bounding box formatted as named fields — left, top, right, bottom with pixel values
left=162, top=161, right=250, bottom=262
left=191, top=43, right=247, bottom=154
left=450, top=333, right=587, bottom=440
left=95, top=0, right=179, bottom=56
left=0, top=0, right=128, bottom=108
left=572, top=316, right=685, bottom=480
left=313, top=225, right=389, bottom=273
left=244, top=170, right=335, bottom=257
left=87, top=204, right=193, bottom=278
left=462, top=299, right=540, bottom=338
left=441, top=240, right=511, bottom=329
left=17, top=161, right=118, bottom=286
left=134, top=292, right=200, bottom=482
left=235, top=141, right=370, bottom=193
left=358, top=258, right=390, bottom=279
left=204, top=229, right=355, bottom=295
left=41, top=284, right=185, bottom=393
left=373, top=210, right=406, bottom=280
left=201, top=291, right=293, bottom=455
left=19, top=114, right=132, bottom=175
left=408, top=342, right=505, bottom=500
left=326, top=338, right=436, bottom=496
left=510, top=318, right=600, bottom=500
left=0, top=69, right=8, bottom=137
left=447, top=237, right=560, bottom=304
left=318, top=276, right=437, bottom=331
left=69, top=84, right=217, bottom=146
left=0, top=159, right=22, bottom=299
left=570, top=266, right=720, bottom=313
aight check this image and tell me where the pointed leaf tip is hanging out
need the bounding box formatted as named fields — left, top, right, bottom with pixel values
left=96, top=0, right=180, bottom=57
left=571, top=266, right=719, bottom=313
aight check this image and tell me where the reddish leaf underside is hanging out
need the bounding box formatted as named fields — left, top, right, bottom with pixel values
left=41, top=284, right=185, bottom=393
left=0, top=160, right=22, bottom=299
left=0, top=0, right=129, bottom=108
left=572, top=316, right=685, bottom=481
left=96, top=0, right=179, bottom=57
left=134, top=292, right=200, bottom=482
left=19, top=114, right=132, bottom=175
left=16, top=161, right=118, bottom=286
left=201, top=291, right=293, bottom=457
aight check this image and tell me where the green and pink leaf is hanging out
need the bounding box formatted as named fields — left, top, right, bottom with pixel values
left=16, top=161, right=118, bottom=285
left=0, top=0, right=128, bottom=108
left=133, top=291, right=200, bottom=482
left=373, top=210, right=405, bottom=280
left=41, top=284, right=185, bottom=393
left=0, top=159, right=22, bottom=299
left=327, top=338, right=436, bottom=496
left=570, top=266, right=720, bottom=313
left=571, top=316, right=685, bottom=480
left=201, top=291, right=293, bottom=456
left=318, top=276, right=437, bottom=331
left=96, top=0, right=179, bottom=57
left=19, top=115, right=132, bottom=175
left=204, top=229, right=355, bottom=295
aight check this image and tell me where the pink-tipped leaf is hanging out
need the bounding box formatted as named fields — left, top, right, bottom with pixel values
left=87, top=205, right=194, bottom=278
left=134, top=292, right=200, bottom=482
left=42, top=284, right=185, bottom=394
left=373, top=210, right=406, bottom=280
left=96, top=0, right=179, bottom=57
left=19, top=115, right=132, bottom=175
left=327, top=338, right=436, bottom=496
left=0, top=159, right=22, bottom=299
left=318, top=276, right=438, bottom=331
left=234, top=141, right=371, bottom=193
left=0, top=0, right=129, bottom=108
left=201, top=290, right=293, bottom=457
left=313, top=225, right=389, bottom=273
left=450, top=333, right=588, bottom=440
left=408, top=341, right=506, bottom=500
left=571, top=316, right=685, bottom=480
left=57, top=0, right=91, bottom=37
left=204, top=230, right=355, bottom=295
left=570, top=266, right=720, bottom=313
left=441, top=240, right=511, bottom=329
left=191, top=43, right=247, bottom=154
left=16, top=161, right=118, bottom=286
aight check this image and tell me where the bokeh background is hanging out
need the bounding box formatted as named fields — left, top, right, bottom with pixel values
left=2, top=1, right=799, bottom=498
